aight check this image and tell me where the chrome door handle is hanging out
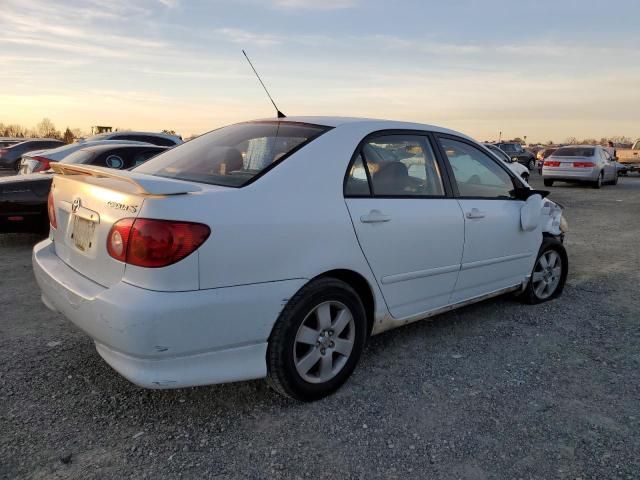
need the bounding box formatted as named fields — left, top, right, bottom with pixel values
left=465, top=208, right=485, bottom=219
left=360, top=210, right=391, bottom=223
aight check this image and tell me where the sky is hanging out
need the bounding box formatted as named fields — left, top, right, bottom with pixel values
left=1, top=0, right=639, bottom=142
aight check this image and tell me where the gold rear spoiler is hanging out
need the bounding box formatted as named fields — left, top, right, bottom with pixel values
left=50, top=162, right=202, bottom=196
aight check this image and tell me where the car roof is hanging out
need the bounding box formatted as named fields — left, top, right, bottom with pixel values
left=250, top=116, right=471, bottom=137
left=85, top=131, right=182, bottom=141
left=76, top=143, right=168, bottom=153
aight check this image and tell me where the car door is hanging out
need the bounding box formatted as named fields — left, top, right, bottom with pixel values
left=344, top=132, right=464, bottom=319
left=601, top=149, right=616, bottom=182
left=436, top=135, right=540, bottom=304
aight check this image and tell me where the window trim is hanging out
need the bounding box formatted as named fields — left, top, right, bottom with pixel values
left=434, top=134, right=527, bottom=201
left=343, top=129, right=455, bottom=199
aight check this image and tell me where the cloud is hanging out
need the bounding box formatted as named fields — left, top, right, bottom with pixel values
left=271, top=0, right=358, bottom=10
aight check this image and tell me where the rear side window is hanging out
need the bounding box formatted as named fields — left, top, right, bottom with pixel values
left=135, top=122, right=330, bottom=187
left=361, top=135, right=444, bottom=197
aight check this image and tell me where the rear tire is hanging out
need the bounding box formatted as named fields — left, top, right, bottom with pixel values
left=593, top=172, right=603, bottom=189
left=543, top=179, right=554, bottom=187
left=522, top=237, right=568, bottom=304
left=267, top=277, right=367, bottom=402
left=612, top=173, right=619, bottom=185
left=13, top=160, right=22, bottom=173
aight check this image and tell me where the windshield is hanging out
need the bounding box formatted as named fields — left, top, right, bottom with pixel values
left=553, top=147, right=595, bottom=157
left=134, top=121, right=330, bottom=187
left=633, top=140, right=640, bottom=150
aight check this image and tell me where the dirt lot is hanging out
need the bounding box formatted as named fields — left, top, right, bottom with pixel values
left=1, top=173, right=639, bottom=479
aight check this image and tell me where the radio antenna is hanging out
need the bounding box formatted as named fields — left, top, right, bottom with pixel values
left=242, top=49, right=286, bottom=118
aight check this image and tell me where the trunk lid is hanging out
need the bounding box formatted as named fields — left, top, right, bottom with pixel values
left=49, top=163, right=201, bottom=287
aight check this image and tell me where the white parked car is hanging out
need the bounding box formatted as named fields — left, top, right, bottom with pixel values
left=79, top=131, right=183, bottom=147
left=20, top=140, right=153, bottom=174
left=542, top=145, right=618, bottom=188
left=483, top=143, right=531, bottom=182
left=34, top=117, right=569, bottom=401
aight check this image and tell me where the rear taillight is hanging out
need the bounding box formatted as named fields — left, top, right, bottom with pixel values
left=107, top=218, right=210, bottom=268
left=0, top=149, right=7, bottom=156
left=573, top=161, right=595, bottom=168
left=544, top=160, right=561, bottom=167
left=30, top=155, right=51, bottom=172
left=47, top=190, right=57, bottom=229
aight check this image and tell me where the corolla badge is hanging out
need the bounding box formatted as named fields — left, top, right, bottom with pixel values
left=107, top=201, right=138, bottom=214
left=72, top=198, right=81, bottom=213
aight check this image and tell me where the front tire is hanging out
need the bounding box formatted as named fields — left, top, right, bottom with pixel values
left=523, top=237, right=568, bottom=304
left=528, top=159, right=535, bottom=170
left=543, top=179, right=554, bottom=187
left=267, top=277, right=367, bottom=401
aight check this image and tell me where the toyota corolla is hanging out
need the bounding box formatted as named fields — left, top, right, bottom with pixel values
left=33, top=117, right=568, bottom=401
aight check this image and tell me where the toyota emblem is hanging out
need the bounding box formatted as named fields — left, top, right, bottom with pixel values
left=72, top=198, right=81, bottom=213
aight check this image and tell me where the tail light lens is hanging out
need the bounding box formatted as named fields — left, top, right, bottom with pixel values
left=107, top=218, right=210, bottom=268
left=544, top=160, right=561, bottom=167
left=30, top=155, right=52, bottom=172
left=573, top=161, right=595, bottom=168
left=47, top=190, right=57, bottom=229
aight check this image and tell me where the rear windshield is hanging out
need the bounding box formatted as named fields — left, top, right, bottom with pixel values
left=134, top=121, right=330, bottom=187
left=60, top=150, right=93, bottom=164
left=553, top=147, right=594, bottom=157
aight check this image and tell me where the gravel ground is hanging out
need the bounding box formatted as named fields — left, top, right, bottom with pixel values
left=1, top=173, right=639, bottom=479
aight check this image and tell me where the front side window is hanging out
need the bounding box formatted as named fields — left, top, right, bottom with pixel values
left=134, top=122, right=330, bottom=187
left=354, top=135, right=444, bottom=197
left=439, top=137, right=515, bottom=199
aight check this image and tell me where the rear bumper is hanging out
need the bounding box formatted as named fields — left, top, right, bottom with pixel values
left=33, top=239, right=306, bottom=389
left=542, top=168, right=598, bottom=181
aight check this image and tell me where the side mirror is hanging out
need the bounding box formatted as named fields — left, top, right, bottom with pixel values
left=521, top=194, right=543, bottom=232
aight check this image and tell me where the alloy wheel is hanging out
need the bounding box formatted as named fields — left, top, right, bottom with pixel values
left=531, top=250, right=562, bottom=300
left=293, top=301, right=355, bottom=384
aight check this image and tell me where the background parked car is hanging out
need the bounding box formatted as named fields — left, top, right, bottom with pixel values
left=0, top=139, right=64, bottom=172
left=483, top=143, right=531, bottom=182
left=495, top=142, right=537, bottom=170
left=0, top=144, right=167, bottom=234
left=20, top=140, right=154, bottom=174
left=78, top=131, right=183, bottom=147
left=536, top=147, right=558, bottom=173
left=0, top=138, right=23, bottom=148
left=542, top=145, right=617, bottom=188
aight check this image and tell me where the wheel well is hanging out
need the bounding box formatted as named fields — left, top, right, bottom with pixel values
left=315, top=269, right=375, bottom=335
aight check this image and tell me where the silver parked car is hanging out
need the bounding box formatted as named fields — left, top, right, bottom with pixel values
left=542, top=145, right=617, bottom=188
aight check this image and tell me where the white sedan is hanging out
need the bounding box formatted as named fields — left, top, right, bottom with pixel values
left=33, top=117, right=568, bottom=401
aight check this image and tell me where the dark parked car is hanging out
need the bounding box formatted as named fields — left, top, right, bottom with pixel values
left=536, top=147, right=559, bottom=174
left=0, top=139, right=65, bottom=172
left=0, top=138, right=23, bottom=148
left=495, top=142, right=537, bottom=170
left=0, top=143, right=167, bottom=234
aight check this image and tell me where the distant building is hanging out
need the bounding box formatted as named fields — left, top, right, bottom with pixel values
left=91, top=126, right=113, bottom=134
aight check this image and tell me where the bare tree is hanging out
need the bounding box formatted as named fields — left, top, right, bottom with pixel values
left=36, top=118, right=60, bottom=139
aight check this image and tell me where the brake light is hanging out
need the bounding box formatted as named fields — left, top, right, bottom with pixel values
left=544, top=160, right=561, bottom=167
left=107, top=218, right=210, bottom=267
left=47, top=190, right=57, bottom=229
left=30, top=155, right=51, bottom=172
left=573, top=161, right=595, bottom=168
